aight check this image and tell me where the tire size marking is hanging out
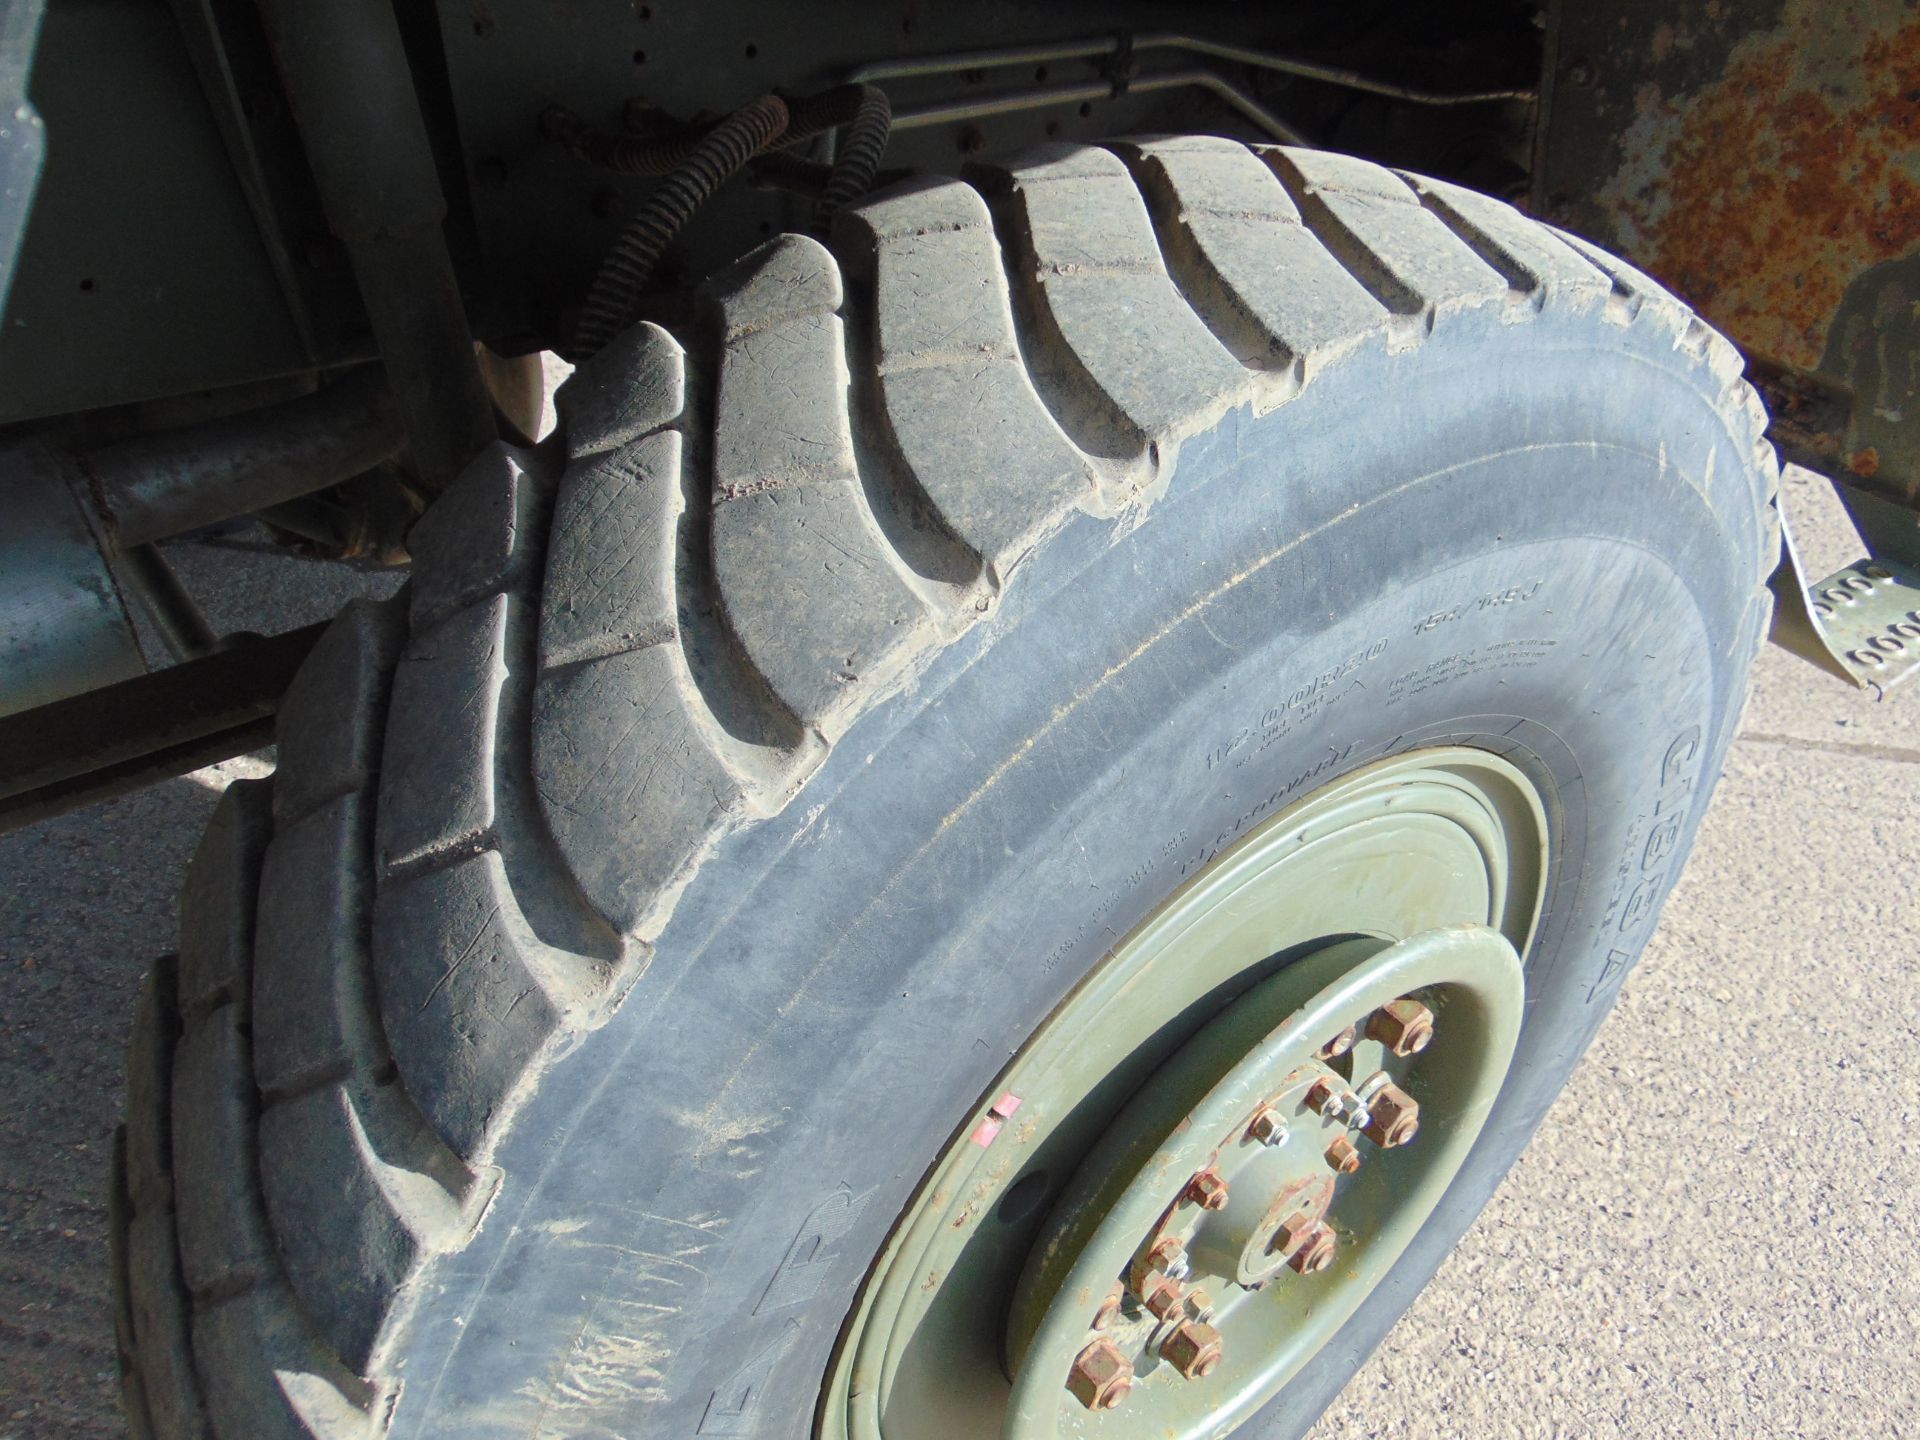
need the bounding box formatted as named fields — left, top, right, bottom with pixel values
left=1175, top=745, right=1358, bottom=881
left=1204, top=637, right=1387, bottom=772
left=1383, top=637, right=1559, bottom=709
left=1412, top=578, right=1544, bottom=634
left=1043, top=831, right=1188, bottom=974
left=1584, top=724, right=1702, bottom=1004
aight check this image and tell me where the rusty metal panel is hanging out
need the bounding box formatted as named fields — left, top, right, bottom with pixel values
left=1536, top=0, right=1920, bottom=499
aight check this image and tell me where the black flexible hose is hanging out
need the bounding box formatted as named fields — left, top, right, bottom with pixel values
left=776, top=84, right=867, bottom=148
left=565, top=93, right=789, bottom=361
left=542, top=104, right=711, bottom=176
left=546, top=84, right=892, bottom=210
left=545, top=85, right=866, bottom=177
left=817, top=84, right=892, bottom=215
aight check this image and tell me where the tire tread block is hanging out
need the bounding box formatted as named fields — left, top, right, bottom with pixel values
left=273, top=605, right=404, bottom=826
left=533, top=645, right=747, bottom=937
left=407, top=444, right=541, bottom=631
left=125, top=959, right=182, bottom=1211
left=1401, top=173, right=1612, bottom=311
left=706, top=234, right=927, bottom=722
left=109, top=1129, right=162, bottom=1440
left=1119, top=137, right=1390, bottom=379
left=981, top=144, right=1248, bottom=446
left=836, top=178, right=1099, bottom=564
left=1260, top=147, right=1508, bottom=331
left=177, top=779, right=272, bottom=1022
left=373, top=852, right=560, bottom=1157
left=192, top=1287, right=376, bottom=1440
left=170, top=1010, right=275, bottom=1298
left=252, top=795, right=372, bottom=1099
left=258, top=1081, right=467, bottom=1374
left=555, top=319, right=687, bottom=460
left=127, top=1208, right=215, bottom=1440
left=376, top=597, right=509, bottom=871
left=116, top=968, right=216, bottom=1440
left=538, top=431, right=682, bottom=671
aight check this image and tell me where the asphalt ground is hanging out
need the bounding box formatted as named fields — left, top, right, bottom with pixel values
left=1, top=457, right=1914, bottom=1438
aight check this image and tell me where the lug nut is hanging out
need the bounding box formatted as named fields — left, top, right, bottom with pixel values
left=1361, top=1083, right=1420, bottom=1147
left=1325, top=1134, right=1362, bottom=1174
left=1306, top=1078, right=1349, bottom=1119
left=1136, top=1236, right=1189, bottom=1308
left=1320, top=1024, right=1358, bottom=1059
left=1185, top=1169, right=1230, bottom=1211
left=1160, top=1320, right=1223, bottom=1379
left=1247, top=1105, right=1289, bottom=1146
left=1288, top=1222, right=1338, bottom=1274
left=1145, top=1276, right=1187, bottom=1320
left=1067, top=1338, right=1134, bottom=1411
left=1368, top=997, right=1435, bottom=1056
left=1137, top=1265, right=1183, bottom=1315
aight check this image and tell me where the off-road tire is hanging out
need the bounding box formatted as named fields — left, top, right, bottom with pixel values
left=113, top=139, right=1778, bottom=1439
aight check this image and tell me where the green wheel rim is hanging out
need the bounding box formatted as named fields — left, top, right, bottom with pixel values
left=819, top=747, right=1551, bottom=1439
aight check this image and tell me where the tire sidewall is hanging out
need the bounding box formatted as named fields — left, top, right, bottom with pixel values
left=390, top=312, right=1769, bottom=1439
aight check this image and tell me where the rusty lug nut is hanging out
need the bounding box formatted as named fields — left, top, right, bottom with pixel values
left=1367, top=998, right=1436, bottom=1056
left=1184, top=1168, right=1230, bottom=1211
left=1288, top=1222, right=1338, bottom=1274
left=1067, top=1338, right=1134, bottom=1411
left=1247, top=1105, right=1289, bottom=1146
left=1160, top=1319, right=1224, bottom=1379
left=1325, top=1134, right=1362, bottom=1174
left=1320, top=1024, right=1358, bottom=1058
left=1145, top=1276, right=1187, bottom=1320
left=1138, top=1267, right=1183, bottom=1315
left=1146, top=1237, right=1188, bottom=1275
left=1361, top=1083, right=1421, bottom=1148
left=1305, top=1078, right=1349, bottom=1118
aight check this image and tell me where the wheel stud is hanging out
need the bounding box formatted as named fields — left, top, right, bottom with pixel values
left=1067, top=1339, right=1134, bottom=1410
left=1247, top=1105, right=1289, bottom=1146
left=1360, top=1083, right=1420, bottom=1147
left=1368, top=997, right=1435, bottom=1056
left=1320, top=1024, right=1358, bottom=1059
left=1160, top=1320, right=1223, bottom=1379
left=1091, top=1284, right=1123, bottom=1330
left=1325, top=1134, right=1362, bottom=1174
left=1184, top=1168, right=1230, bottom=1211
left=1287, top=1222, right=1337, bottom=1274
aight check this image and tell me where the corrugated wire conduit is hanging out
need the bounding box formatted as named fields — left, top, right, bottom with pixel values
left=559, top=85, right=896, bottom=361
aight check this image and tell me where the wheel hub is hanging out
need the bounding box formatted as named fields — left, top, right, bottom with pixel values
left=1005, top=924, right=1522, bottom=1430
